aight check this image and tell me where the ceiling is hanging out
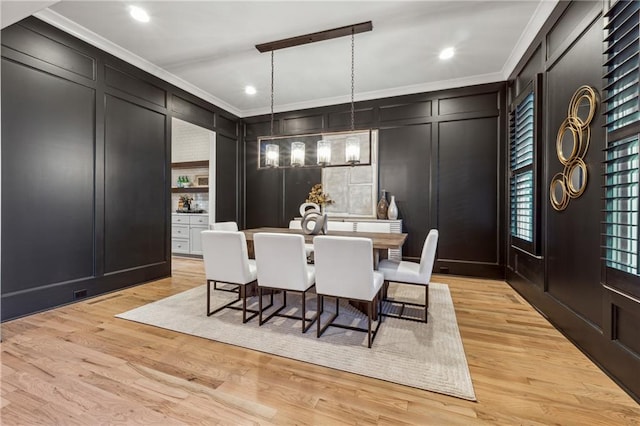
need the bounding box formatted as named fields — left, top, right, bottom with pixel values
left=30, top=1, right=557, bottom=117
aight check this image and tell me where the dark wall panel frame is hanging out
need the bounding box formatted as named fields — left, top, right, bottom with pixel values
left=509, top=270, right=640, bottom=403
left=379, top=100, right=432, bottom=122
left=507, top=0, right=640, bottom=402
left=171, top=94, right=215, bottom=129
left=216, top=133, right=240, bottom=222
left=105, top=65, right=166, bottom=108
left=244, top=82, right=507, bottom=276
left=1, top=58, right=96, bottom=295
left=282, top=114, right=324, bottom=135
left=437, top=117, right=500, bottom=264
left=0, top=45, right=96, bottom=90
left=1, top=16, right=241, bottom=321
left=327, top=107, right=375, bottom=129
left=379, top=124, right=432, bottom=259
left=544, top=18, right=604, bottom=326
left=103, top=94, right=168, bottom=274
left=438, top=92, right=497, bottom=116
left=546, top=0, right=601, bottom=63
left=217, top=114, right=238, bottom=139
left=1, top=23, right=95, bottom=80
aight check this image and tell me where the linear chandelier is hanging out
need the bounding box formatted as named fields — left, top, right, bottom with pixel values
left=257, top=21, right=373, bottom=168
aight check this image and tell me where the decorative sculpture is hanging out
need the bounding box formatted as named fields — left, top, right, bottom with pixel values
left=299, top=202, right=320, bottom=217
left=301, top=210, right=328, bottom=235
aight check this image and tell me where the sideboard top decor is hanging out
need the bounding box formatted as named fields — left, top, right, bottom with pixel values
left=306, top=183, right=334, bottom=207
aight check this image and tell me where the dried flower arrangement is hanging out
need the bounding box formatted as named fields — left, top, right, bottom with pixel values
left=306, top=183, right=334, bottom=206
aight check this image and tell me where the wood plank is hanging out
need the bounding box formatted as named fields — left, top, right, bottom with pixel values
left=243, top=227, right=407, bottom=250
left=1, top=257, right=639, bottom=424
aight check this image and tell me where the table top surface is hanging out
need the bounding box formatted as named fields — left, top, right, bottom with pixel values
left=242, top=227, right=407, bottom=250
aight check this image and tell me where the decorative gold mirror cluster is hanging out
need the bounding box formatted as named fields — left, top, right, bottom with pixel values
left=550, top=85, right=597, bottom=211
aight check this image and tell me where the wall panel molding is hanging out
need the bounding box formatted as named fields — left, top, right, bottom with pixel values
left=244, top=82, right=507, bottom=278
left=1, top=17, right=241, bottom=321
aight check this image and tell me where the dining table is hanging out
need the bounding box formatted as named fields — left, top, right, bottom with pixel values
left=242, top=227, right=408, bottom=318
left=242, top=227, right=407, bottom=264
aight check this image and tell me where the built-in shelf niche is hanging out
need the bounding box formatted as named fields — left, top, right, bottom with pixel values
left=171, top=160, right=210, bottom=169
left=171, top=187, right=209, bottom=193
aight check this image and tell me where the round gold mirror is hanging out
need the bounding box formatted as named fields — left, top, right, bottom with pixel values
left=566, top=159, right=587, bottom=198
left=568, top=86, right=597, bottom=128
left=551, top=85, right=597, bottom=211
left=550, top=173, right=569, bottom=211
left=556, top=118, right=580, bottom=165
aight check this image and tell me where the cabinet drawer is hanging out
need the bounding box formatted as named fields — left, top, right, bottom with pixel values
left=172, top=214, right=189, bottom=224
left=190, top=226, right=206, bottom=254
left=189, top=215, right=209, bottom=225
left=172, top=225, right=189, bottom=238
left=172, top=238, right=189, bottom=254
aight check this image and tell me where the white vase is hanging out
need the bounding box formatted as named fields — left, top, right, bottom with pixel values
left=387, top=195, right=398, bottom=220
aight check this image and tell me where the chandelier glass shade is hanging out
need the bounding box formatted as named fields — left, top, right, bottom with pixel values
left=317, top=140, right=332, bottom=166
left=291, top=141, right=305, bottom=166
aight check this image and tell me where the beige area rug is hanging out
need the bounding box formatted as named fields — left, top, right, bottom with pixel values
left=116, top=282, right=476, bottom=401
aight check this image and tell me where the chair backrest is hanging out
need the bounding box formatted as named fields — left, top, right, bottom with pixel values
left=211, top=221, right=238, bottom=231
left=326, top=221, right=355, bottom=232
left=288, top=220, right=303, bottom=230
left=201, top=230, right=253, bottom=284
left=418, top=229, right=439, bottom=282
left=254, top=233, right=311, bottom=291
left=313, top=236, right=375, bottom=300
left=356, top=222, right=391, bottom=233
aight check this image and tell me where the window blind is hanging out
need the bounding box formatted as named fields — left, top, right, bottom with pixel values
left=604, top=0, right=640, bottom=275
left=604, top=136, right=638, bottom=274
left=510, top=92, right=535, bottom=243
left=604, top=0, right=639, bottom=132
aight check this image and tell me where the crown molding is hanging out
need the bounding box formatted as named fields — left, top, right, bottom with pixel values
left=34, top=4, right=552, bottom=119
left=33, top=8, right=242, bottom=118
left=501, top=0, right=558, bottom=80
left=240, top=71, right=505, bottom=118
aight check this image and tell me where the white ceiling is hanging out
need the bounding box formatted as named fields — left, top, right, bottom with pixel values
left=31, top=1, right=557, bottom=117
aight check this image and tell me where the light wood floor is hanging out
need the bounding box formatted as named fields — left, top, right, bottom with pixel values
left=1, top=257, right=638, bottom=425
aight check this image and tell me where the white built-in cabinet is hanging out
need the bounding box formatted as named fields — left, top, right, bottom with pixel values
left=172, top=213, right=208, bottom=255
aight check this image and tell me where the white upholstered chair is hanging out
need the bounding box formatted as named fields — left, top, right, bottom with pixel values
left=326, top=221, right=355, bottom=232
left=202, top=230, right=258, bottom=323
left=211, top=221, right=238, bottom=231
left=377, top=229, right=439, bottom=323
left=289, top=220, right=314, bottom=259
left=253, top=233, right=318, bottom=332
left=209, top=221, right=241, bottom=291
left=313, top=236, right=384, bottom=348
left=356, top=222, right=391, bottom=233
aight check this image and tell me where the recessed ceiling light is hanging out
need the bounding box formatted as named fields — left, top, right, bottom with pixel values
left=129, top=6, right=150, bottom=23
left=245, top=85, right=257, bottom=95
left=439, top=47, right=455, bottom=60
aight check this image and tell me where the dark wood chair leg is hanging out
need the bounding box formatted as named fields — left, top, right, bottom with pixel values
left=301, top=290, right=306, bottom=333
left=207, top=280, right=211, bottom=316
left=241, top=285, right=247, bottom=323
left=424, top=285, right=429, bottom=323
left=317, top=295, right=323, bottom=338
left=259, top=286, right=263, bottom=325
left=367, top=301, right=372, bottom=348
